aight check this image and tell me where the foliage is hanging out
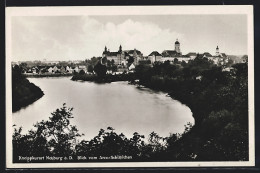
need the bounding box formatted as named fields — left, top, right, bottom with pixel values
left=87, top=65, right=94, bottom=73
left=127, top=56, right=134, bottom=65
left=101, top=57, right=107, bottom=64
left=94, top=62, right=107, bottom=78
left=85, top=57, right=102, bottom=66
left=79, top=69, right=85, bottom=75
left=133, top=59, right=248, bottom=161
left=13, top=104, right=194, bottom=162
left=76, top=127, right=146, bottom=159
left=13, top=104, right=83, bottom=162
left=12, top=65, right=44, bottom=112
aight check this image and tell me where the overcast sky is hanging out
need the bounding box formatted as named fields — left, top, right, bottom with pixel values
left=11, top=15, right=247, bottom=61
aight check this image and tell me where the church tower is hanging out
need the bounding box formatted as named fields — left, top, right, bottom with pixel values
left=216, top=46, right=220, bottom=56
left=175, top=39, right=181, bottom=53
left=118, top=45, right=123, bottom=65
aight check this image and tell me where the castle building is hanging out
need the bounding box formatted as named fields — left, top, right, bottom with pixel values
left=102, top=45, right=143, bottom=66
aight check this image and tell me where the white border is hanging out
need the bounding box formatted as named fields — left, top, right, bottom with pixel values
left=6, top=5, right=255, bottom=168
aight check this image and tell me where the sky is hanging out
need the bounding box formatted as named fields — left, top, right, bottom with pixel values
left=11, top=15, right=247, bottom=61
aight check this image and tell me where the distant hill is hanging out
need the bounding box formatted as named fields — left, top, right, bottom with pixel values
left=228, top=55, right=247, bottom=63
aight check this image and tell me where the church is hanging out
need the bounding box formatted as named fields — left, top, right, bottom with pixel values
left=160, top=39, right=194, bottom=63
left=156, top=39, right=229, bottom=64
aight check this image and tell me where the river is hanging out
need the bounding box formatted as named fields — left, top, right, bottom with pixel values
left=13, top=77, right=194, bottom=140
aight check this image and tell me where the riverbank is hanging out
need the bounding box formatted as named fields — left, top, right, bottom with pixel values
left=71, top=73, right=133, bottom=83
left=25, top=73, right=73, bottom=78
left=12, top=65, right=44, bottom=112
left=12, top=74, right=44, bottom=112
left=133, top=63, right=248, bottom=161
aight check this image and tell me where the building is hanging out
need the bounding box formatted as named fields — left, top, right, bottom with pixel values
left=148, top=51, right=162, bottom=64
left=101, top=40, right=229, bottom=67
left=161, top=39, right=192, bottom=63
left=186, top=52, right=197, bottom=59
left=206, top=46, right=229, bottom=65
left=78, top=65, right=87, bottom=72
left=102, top=45, right=143, bottom=66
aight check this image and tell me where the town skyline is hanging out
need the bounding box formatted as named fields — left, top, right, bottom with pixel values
left=11, top=15, right=247, bottom=61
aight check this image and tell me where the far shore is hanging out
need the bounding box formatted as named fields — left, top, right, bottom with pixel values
left=25, top=73, right=73, bottom=78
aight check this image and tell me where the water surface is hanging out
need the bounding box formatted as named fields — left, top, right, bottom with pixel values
left=13, top=77, right=194, bottom=140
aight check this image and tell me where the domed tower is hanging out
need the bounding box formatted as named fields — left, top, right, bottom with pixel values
left=175, top=39, right=181, bottom=53
left=216, top=46, right=220, bottom=56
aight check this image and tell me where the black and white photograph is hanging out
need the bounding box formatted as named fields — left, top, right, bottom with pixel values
left=5, top=6, right=254, bottom=168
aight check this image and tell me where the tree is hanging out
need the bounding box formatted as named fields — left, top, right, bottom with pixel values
left=94, top=62, right=107, bottom=77
left=79, top=69, right=85, bottom=75
left=102, top=57, right=107, bottom=64
left=112, top=65, right=117, bottom=72
left=111, top=59, right=115, bottom=65
left=13, top=104, right=83, bottom=158
left=174, top=58, right=178, bottom=64
left=181, top=60, right=187, bottom=67
left=128, top=56, right=134, bottom=65
left=107, top=60, right=111, bottom=67
left=87, top=65, right=94, bottom=73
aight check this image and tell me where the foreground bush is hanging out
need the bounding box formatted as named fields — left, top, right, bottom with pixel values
left=13, top=104, right=193, bottom=163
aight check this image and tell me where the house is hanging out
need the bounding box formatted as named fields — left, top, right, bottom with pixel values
left=48, top=67, right=54, bottom=73
left=72, top=66, right=79, bottom=73
left=129, top=63, right=135, bottom=71
left=52, top=66, right=59, bottom=73
left=203, top=52, right=212, bottom=58
left=60, top=66, right=66, bottom=73
left=186, top=52, right=197, bottom=59
left=66, top=66, right=73, bottom=73
left=78, top=65, right=87, bottom=72
left=39, top=67, right=48, bottom=74
left=32, top=67, right=39, bottom=74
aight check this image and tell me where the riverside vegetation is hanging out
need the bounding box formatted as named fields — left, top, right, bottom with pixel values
left=12, top=56, right=248, bottom=162
left=12, top=65, right=44, bottom=112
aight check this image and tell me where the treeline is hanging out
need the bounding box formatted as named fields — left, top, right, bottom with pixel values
left=12, top=65, right=44, bottom=112
left=132, top=57, right=248, bottom=161
left=72, top=73, right=132, bottom=83
left=71, top=62, right=132, bottom=83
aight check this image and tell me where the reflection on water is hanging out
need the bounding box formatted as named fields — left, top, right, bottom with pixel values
left=13, top=77, right=194, bottom=140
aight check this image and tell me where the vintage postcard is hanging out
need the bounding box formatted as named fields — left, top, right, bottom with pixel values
left=6, top=5, right=254, bottom=168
